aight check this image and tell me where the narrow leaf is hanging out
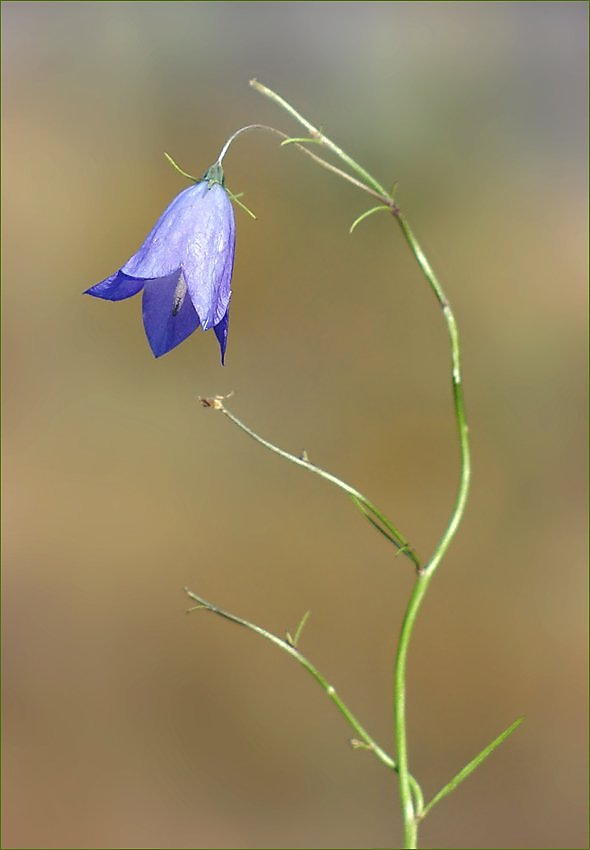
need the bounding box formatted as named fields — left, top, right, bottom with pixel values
left=349, top=204, right=390, bottom=234
left=286, top=610, right=311, bottom=647
left=421, top=716, right=525, bottom=819
left=280, top=136, right=323, bottom=146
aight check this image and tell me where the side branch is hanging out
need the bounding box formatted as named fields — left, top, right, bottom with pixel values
left=199, top=395, right=421, bottom=570
left=184, top=587, right=425, bottom=814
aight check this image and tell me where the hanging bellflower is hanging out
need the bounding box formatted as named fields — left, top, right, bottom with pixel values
left=85, top=162, right=235, bottom=362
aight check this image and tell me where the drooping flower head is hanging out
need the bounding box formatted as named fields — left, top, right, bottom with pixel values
left=85, top=162, right=235, bottom=362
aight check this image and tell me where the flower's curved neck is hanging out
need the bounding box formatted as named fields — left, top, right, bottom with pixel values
left=215, top=124, right=281, bottom=166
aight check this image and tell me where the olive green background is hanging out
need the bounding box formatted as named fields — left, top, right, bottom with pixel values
left=3, top=2, right=587, bottom=848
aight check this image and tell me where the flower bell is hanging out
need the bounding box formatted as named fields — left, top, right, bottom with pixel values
left=85, top=162, right=235, bottom=362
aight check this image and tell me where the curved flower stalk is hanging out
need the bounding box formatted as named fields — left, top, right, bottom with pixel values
left=85, top=163, right=235, bottom=362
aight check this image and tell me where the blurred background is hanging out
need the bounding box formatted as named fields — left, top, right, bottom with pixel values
left=2, top=2, right=587, bottom=848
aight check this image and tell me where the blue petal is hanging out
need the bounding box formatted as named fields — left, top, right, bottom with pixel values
left=182, top=183, right=236, bottom=330
left=214, top=309, right=229, bottom=365
left=122, top=182, right=211, bottom=280
left=85, top=271, right=144, bottom=301
left=142, top=272, right=200, bottom=357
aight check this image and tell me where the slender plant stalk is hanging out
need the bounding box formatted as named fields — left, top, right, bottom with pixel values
left=250, top=81, right=472, bottom=849
left=391, top=214, right=471, bottom=848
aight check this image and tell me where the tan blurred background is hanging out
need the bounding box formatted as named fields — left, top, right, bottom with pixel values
left=2, top=2, right=587, bottom=848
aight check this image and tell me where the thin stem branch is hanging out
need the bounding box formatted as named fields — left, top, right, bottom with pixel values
left=250, top=79, right=391, bottom=198
left=213, top=119, right=387, bottom=206
left=199, top=395, right=421, bottom=570
left=186, top=590, right=398, bottom=775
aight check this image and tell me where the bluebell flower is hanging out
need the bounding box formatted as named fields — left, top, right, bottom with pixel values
left=85, top=163, right=235, bottom=362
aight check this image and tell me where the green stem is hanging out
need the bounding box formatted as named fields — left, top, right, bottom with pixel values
left=250, top=81, right=472, bottom=849
left=393, top=572, right=430, bottom=848
left=394, top=214, right=471, bottom=578
left=390, top=212, right=471, bottom=848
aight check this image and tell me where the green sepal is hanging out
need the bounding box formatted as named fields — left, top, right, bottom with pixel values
left=202, top=161, right=225, bottom=188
